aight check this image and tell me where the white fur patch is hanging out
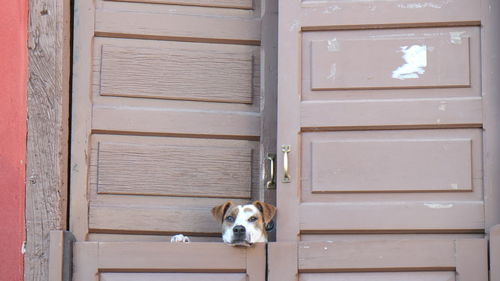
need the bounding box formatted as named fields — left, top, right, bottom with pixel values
left=170, top=234, right=191, bottom=243
left=222, top=204, right=267, bottom=245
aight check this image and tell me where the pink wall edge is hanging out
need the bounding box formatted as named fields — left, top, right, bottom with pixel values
left=0, top=0, right=28, bottom=280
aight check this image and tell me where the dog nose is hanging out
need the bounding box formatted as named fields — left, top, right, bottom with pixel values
left=233, top=225, right=246, bottom=234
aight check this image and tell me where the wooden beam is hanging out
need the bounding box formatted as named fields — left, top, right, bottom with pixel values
left=25, top=0, right=71, bottom=280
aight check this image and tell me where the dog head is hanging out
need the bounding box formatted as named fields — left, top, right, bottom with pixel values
left=211, top=201, right=277, bottom=246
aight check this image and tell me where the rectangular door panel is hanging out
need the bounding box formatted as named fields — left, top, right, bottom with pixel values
left=269, top=240, right=487, bottom=281
left=300, top=272, right=455, bottom=281
left=73, top=242, right=265, bottom=281
left=302, top=27, right=480, bottom=101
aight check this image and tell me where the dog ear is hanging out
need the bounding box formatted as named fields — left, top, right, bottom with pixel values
left=211, top=201, right=233, bottom=223
left=252, top=201, right=277, bottom=224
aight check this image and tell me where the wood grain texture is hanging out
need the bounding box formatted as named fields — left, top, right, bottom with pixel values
left=100, top=45, right=254, bottom=104
left=25, top=0, right=70, bottom=280
left=104, top=0, right=253, bottom=9
left=96, top=142, right=253, bottom=198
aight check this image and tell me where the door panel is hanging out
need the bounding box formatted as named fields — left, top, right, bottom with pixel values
left=73, top=242, right=265, bottom=281
left=269, top=239, right=487, bottom=281
left=71, top=0, right=277, bottom=241
left=300, top=272, right=456, bottom=281
left=275, top=0, right=489, bottom=279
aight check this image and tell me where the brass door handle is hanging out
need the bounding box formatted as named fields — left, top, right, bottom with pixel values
left=265, top=153, right=275, bottom=189
left=281, top=145, right=291, bottom=183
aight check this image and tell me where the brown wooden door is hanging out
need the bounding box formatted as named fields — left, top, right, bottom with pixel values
left=71, top=0, right=276, bottom=241
left=69, top=0, right=276, bottom=278
left=273, top=0, right=494, bottom=279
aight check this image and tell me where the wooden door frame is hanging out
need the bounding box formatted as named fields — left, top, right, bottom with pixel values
left=25, top=0, right=71, bottom=280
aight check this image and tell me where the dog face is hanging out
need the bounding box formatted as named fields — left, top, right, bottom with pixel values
left=211, top=201, right=276, bottom=246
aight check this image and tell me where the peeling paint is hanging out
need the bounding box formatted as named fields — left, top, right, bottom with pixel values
left=397, top=1, right=451, bottom=9
left=392, top=45, right=427, bottom=80
left=289, top=20, right=300, bottom=32
left=327, top=38, right=339, bottom=52
left=21, top=241, right=26, bottom=254
left=327, top=64, right=337, bottom=80
left=424, top=203, right=454, bottom=209
left=322, top=5, right=341, bottom=14
left=450, top=31, right=466, bottom=44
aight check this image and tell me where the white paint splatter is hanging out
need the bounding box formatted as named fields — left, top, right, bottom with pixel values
left=438, top=104, right=447, bottom=111
left=323, top=247, right=328, bottom=250
left=327, top=64, right=337, bottom=80
left=424, top=203, right=454, bottom=209
left=322, top=5, right=341, bottom=14
left=392, top=45, right=427, bottom=80
left=327, top=38, right=339, bottom=52
left=451, top=183, right=459, bottom=189
left=397, top=1, right=450, bottom=9
left=450, top=31, right=466, bottom=44
left=289, top=20, right=300, bottom=32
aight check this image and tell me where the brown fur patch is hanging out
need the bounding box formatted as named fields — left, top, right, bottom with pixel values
left=252, top=201, right=277, bottom=223
left=211, top=201, right=233, bottom=223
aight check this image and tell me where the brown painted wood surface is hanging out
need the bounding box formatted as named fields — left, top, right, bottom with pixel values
left=95, top=142, right=253, bottom=198
left=72, top=0, right=277, bottom=241
left=104, top=0, right=253, bottom=9
left=26, top=0, right=70, bottom=280
left=72, top=242, right=265, bottom=281
left=298, top=240, right=456, bottom=271
left=100, top=45, right=254, bottom=103
left=490, top=225, right=500, bottom=281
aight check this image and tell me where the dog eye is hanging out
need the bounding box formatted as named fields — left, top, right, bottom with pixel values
left=225, top=216, right=235, bottom=222
left=248, top=216, right=257, bottom=222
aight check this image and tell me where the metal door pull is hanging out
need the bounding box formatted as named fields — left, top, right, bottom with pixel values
left=281, top=145, right=291, bottom=183
left=265, top=153, right=276, bottom=189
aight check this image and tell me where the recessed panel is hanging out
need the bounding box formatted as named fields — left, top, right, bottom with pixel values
left=103, top=0, right=253, bottom=9
left=102, top=273, right=247, bottom=281
left=300, top=272, right=455, bottom=281
left=100, top=45, right=253, bottom=103
left=96, top=142, right=252, bottom=198
left=311, top=139, right=472, bottom=192
left=310, top=32, right=470, bottom=90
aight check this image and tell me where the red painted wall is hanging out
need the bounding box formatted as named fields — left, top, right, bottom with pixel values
left=0, top=0, right=28, bottom=280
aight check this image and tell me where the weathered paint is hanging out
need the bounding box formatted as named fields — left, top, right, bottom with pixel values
left=0, top=0, right=27, bottom=280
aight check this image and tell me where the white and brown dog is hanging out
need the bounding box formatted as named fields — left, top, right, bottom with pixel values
left=171, top=201, right=276, bottom=247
